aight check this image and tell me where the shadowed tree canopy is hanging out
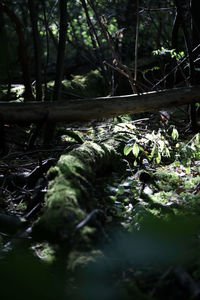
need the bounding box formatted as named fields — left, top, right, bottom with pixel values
left=0, top=0, right=199, bottom=129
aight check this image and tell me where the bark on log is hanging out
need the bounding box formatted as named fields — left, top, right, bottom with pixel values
left=0, top=86, right=199, bottom=123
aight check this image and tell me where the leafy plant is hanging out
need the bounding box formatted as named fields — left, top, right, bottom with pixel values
left=123, top=128, right=174, bottom=165
left=175, top=133, right=200, bottom=166
left=152, top=47, right=185, bottom=61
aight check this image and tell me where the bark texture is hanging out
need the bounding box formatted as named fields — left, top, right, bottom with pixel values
left=0, top=86, right=199, bottom=123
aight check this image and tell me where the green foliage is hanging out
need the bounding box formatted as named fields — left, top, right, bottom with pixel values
left=175, top=133, right=200, bottom=166
left=155, top=169, right=183, bottom=191
left=123, top=128, right=200, bottom=169
left=0, top=0, right=179, bottom=89
left=123, top=127, right=175, bottom=165
left=171, top=127, right=179, bottom=140
left=152, top=47, right=185, bottom=61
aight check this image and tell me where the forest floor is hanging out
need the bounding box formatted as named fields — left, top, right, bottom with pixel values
left=0, top=106, right=200, bottom=300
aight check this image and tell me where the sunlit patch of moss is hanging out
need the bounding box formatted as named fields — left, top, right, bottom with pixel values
left=47, top=175, right=82, bottom=207
left=34, top=141, right=121, bottom=240
left=76, top=141, right=105, bottom=163
left=35, top=171, right=87, bottom=235
left=61, top=70, right=107, bottom=98
left=58, top=154, right=92, bottom=179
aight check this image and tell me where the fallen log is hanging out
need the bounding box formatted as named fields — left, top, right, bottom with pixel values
left=0, top=86, right=199, bottom=123
left=33, top=139, right=124, bottom=240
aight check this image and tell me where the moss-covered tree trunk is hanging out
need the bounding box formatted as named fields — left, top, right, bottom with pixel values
left=33, top=139, right=123, bottom=241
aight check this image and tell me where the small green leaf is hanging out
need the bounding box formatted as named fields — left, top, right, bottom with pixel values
left=118, top=187, right=125, bottom=195
left=124, top=145, right=133, bottom=156
left=132, top=142, right=140, bottom=158
left=171, top=128, right=179, bottom=140
left=156, top=152, right=161, bottom=164
left=149, top=144, right=156, bottom=160
left=109, top=195, right=117, bottom=201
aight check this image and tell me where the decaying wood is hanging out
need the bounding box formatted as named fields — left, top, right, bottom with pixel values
left=0, top=86, right=199, bottom=123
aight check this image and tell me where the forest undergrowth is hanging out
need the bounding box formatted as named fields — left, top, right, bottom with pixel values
left=0, top=107, right=200, bottom=300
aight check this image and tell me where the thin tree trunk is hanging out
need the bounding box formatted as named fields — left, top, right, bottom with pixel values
left=53, top=0, right=68, bottom=101
left=190, top=0, right=200, bottom=131
left=43, top=0, right=68, bottom=144
left=80, top=0, right=106, bottom=77
left=175, top=0, right=197, bottom=131
left=28, top=0, right=43, bottom=101
left=0, top=2, right=34, bottom=101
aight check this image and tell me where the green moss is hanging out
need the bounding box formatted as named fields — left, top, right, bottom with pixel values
left=58, top=154, right=90, bottom=178
left=67, top=250, right=103, bottom=272
left=47, top=166, right=60, bottom=181
left=34, top=140, right=122, bottom=240
left=47, top=178, right=81, bottom=207
left=61, top=70, right=107, bottom=98
left=57, top=141, right=111, bottom=179
left=39, top=202, right=86, bottom=234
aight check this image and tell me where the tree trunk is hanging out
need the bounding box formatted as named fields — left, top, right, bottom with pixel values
left=191, top=0, right=200, bottom=130
left=28, top=0, right=43, bottom=101
left=0, top=2, right=34, bottom=101
left=175, top=0, right=197, bottom=131
left=43, top=0, right=68, bottom=144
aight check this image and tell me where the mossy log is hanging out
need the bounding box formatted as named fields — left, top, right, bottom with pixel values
left=33, top=139, right=123, bottom=242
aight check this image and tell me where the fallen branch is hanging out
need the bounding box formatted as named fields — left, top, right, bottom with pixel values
left=0, top=86, right=199, bottom=123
